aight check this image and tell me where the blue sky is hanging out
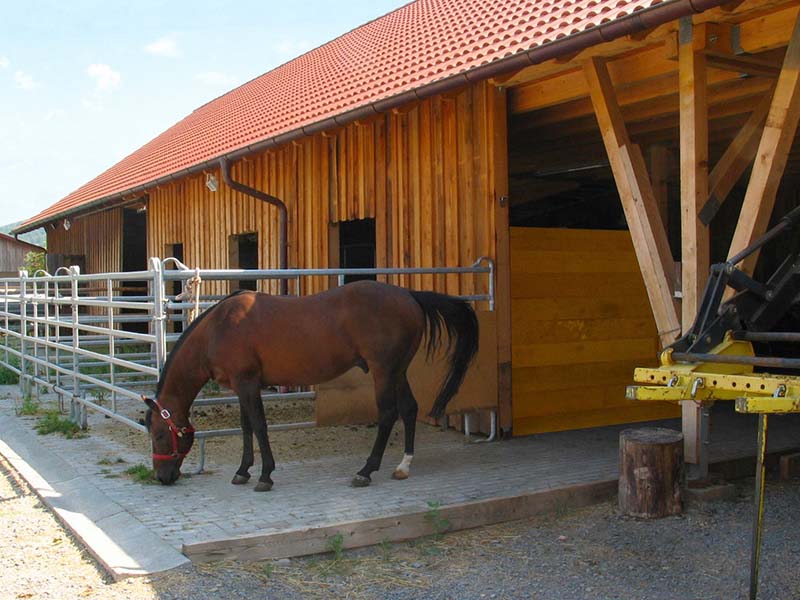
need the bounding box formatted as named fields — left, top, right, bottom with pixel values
left=0, top=0, right=409, bottom=228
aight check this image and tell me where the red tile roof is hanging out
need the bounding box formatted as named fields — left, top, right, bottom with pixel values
left=20, top=0, right=691, bottom=231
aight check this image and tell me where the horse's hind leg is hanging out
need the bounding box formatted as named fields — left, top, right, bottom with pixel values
left=232, top=405, right=254, bottom=485
left=392, top=374, right=418, bottom=480
left=352, top=371, right=398, bottom=487
left=237, top=377, right=276, bottom=492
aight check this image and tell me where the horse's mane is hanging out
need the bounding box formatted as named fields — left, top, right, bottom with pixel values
left=155, top=289, right=252, bottom=397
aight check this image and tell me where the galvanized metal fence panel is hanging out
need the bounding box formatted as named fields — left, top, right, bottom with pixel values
left=0, top=257, right=494, bottom=468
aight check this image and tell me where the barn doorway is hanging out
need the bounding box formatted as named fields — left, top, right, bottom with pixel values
left=122, top=207, right=148, bottom=333
left=505, top=111, right=678, bottom=436
left=229, top=232, right=258, bottom=291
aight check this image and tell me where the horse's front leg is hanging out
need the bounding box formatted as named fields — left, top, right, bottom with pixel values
left=238, top=379, right=276, bottom=492
left=231, top=404, right=254, bottom=485
left=352, top=374, right=398, bottom=487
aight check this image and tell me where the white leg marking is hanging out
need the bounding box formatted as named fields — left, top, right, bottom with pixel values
left=395, top=453, right=413, bottom=476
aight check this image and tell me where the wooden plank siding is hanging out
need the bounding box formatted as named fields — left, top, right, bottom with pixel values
left=146, top=81, right=498, bottom=302
left=509, top=227, right=679, bottom=436
left=47, top=209, right=122, bottom=275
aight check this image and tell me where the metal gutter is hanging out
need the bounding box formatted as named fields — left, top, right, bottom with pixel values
left=14, top=0, right=733, bottom=235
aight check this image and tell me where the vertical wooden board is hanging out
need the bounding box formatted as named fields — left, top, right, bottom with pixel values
left=419, top=100, right=434, bottom=291
left=399, top=112, right=410, bottom=287
left=385, top=114, right=396, bottom=282
left=432, top=96, right=447, bottom=293
left=337, top=130, right=346, bottom=223
left=375, top=116, right=388, bottom=279
left=473, top=82, right=490, bottom=296
left=443, top=97, right=460, bottom=295
left=357, top=123, right=366, bottom=219
left=457, top=90, right=475, bottom=297
left=409, top=107, right=422, bottom=290
left=365, top=121, right=376, bottom=219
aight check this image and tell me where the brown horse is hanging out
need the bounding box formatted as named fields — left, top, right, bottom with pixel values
left=142, top=280, right=479, bottom=490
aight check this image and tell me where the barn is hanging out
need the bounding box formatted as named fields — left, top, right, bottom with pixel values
left=14, top=0, right=800, bottom=475
left=0, top=233, right=45, bottom=278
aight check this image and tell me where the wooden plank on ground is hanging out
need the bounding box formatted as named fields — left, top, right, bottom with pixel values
left=183, top=481, right=618, bottom=563
left=727, top=12, right=800, bottom=276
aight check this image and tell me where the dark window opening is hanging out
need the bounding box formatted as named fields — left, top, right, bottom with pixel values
left=339, top=218, right=376, bottom=284
left=229, top=232, right=258, bottom=291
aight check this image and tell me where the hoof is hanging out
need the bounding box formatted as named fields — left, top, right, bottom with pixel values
left=254, top=480, right=273, bottom=492
left=351, top=474, right=371, bottom=488
left=231, top=473, right=251, bottom=485
left=391, top=469, right=409, bottom=480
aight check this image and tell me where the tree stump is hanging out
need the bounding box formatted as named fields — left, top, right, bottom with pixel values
left=619, top=428, right=684, bottom=518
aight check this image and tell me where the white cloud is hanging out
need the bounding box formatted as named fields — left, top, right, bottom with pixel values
left=0, top=56, right=8, bottom=69
left=144, top=36, right=179, bottom=57
left=14, top=70, right=37, bottom=90
left=87, top=63, right=121, bottom=92
left=195, top=71, right=237, bottom=87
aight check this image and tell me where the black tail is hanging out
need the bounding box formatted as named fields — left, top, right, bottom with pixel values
left=410, top=290, right=479, bottom=419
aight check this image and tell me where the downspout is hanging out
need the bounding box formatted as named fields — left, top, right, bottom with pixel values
left=219, top=157, right=289, bottom=294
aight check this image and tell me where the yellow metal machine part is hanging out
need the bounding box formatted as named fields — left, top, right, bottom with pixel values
left=627, top=338, right=800, bottom=412
left=626, top=336, right=800, bottom=600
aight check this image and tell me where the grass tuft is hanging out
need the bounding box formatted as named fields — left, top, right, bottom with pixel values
left=18, top=395, right=40, bottom=416
left=124, top=464, right=157, bottom=484
left=35, top=411, right=83, bottom=438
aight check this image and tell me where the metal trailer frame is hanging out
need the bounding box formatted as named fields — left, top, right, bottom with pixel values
left=0, top=257, right=495, bottom=471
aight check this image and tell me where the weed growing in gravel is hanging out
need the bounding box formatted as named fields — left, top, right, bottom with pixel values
left=18, top=395, right=40, bottom=416
left=35, top=411, right=83, bottom=439
left=326, top=533, right=344, bottom=561
left=425, top=501, right=450, bottom=538
left=379, top=538, right=393, bottom=562
left=262, top=563, right=274, bottom=579
left=124, top=464, right=157, bottom=484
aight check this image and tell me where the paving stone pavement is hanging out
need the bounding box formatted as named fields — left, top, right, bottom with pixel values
left=1, top=385, right=798, bottom=577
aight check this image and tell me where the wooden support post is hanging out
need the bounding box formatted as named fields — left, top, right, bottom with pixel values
left=699, top=93, right=772, bottom=225
left=489, top=85, right=513, bottom=435
left=727, top=13, right=800, bottom=277
left=679, top=17, right=710, bottom=473
left=619, top=428, right=684, bottom=518
left=584, top=57, right=681, bottom=346
left=649, top=145, right=671, bottom=229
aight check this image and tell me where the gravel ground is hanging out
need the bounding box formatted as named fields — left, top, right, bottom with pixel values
left=2, top=443, right=798, bottom=600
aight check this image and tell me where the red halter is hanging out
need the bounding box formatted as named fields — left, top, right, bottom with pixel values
left=150, top=398, right=195, bottom=461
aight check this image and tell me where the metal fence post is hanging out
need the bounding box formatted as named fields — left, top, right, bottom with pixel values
left=150, top=257, right=168, bottom=376
left=18, top=270, right=28, bottom=398
left=70, top=266, right=82, bottom=425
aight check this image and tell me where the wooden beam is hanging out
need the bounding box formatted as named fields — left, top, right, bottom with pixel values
left=679, top=17, right=710, bottom=333
left=727, top=13, right=800, bottom=276
left=489, top=86, right=513, bottom=435
left=649, top=145, right=671, bottom=228
left=679, top=17, right=710, bottom=470
left=699, top=91, right=773, bottom=224
left=583, top=57, right=681, bottom=346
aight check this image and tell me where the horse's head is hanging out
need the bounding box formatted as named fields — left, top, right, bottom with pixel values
left=142, top=396, right=195, bottom=485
